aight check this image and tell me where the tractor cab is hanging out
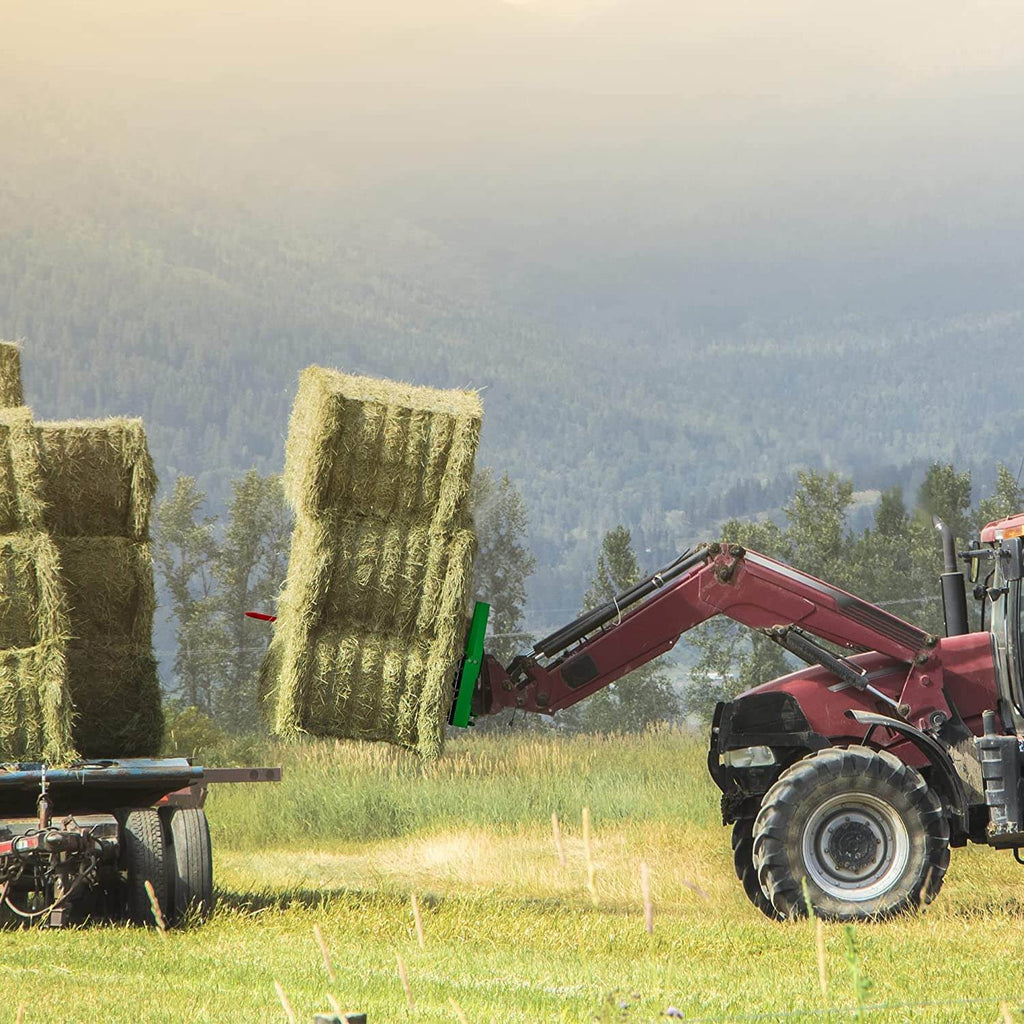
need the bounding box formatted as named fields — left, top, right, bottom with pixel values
left=971, top=513, right=1024, bottom=731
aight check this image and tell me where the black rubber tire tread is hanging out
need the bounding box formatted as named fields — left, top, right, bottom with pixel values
left=121, top=809, right=169, bottom=926
left=166, top=807, right=215, bottom=924
left=752, top=745, right=949, bottom=921
left=732, top=817, right=782, bottom=919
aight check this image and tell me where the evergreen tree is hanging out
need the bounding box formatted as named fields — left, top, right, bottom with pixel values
left=212, top=471, right=291, bottom=731
left=153, top=476, right=222, bottom=713
left=916, top=463, right=973, bottom=544
left=906, top=464, right=973, bottom=632
left=471, top=469, right=536, bottom=665
left=975, top=464, right=1024, bottom=532
left=783, top=470, right=854, bottom=586
left=560, top=526, right=680, bottom=733
left=849, top=487, right=919, bottom=607
left=468, top=468, right=540, bottom=733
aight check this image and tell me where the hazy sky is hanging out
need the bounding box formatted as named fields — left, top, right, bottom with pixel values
left=7, top=0, right=1024, bottom=322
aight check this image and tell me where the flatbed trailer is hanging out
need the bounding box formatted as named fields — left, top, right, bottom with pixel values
left=0, top=757, right=281, bottom=928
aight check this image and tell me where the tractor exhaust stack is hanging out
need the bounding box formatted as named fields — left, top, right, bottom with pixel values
left=934, top=517, right=969, bottom=637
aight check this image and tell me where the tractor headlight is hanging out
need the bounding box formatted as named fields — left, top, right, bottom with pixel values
left=721, top=745, right=776, bottom=769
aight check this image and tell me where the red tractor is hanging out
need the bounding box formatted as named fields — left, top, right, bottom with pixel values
left=464, top=513, right=1024, bottom=920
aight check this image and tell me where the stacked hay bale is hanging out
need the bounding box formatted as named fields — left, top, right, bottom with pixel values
left=0, top=392, right=75, bottom=763
left=260, top=366, right=482, bottom=758
left=38, top=420, right=161, bottom=757
left=0, top=342, right=161, bottom=761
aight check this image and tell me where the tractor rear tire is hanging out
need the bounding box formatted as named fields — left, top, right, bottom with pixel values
left=164, top=807, right=214, bottom=924
left=732, top=817, right=781, bottom=919
left=121, top=809, right=169, bottom=926
left=752, top=746, right=949, bottom=921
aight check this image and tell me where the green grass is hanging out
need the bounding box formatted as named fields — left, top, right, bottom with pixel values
left=6, top=729, right=1024, bottom=1022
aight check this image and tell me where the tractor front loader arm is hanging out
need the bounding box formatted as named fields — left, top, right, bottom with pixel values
left=475, top=543, right=946, bottom=726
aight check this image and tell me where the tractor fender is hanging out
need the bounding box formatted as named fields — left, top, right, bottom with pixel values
left=846, top=709, right=969, bottom=832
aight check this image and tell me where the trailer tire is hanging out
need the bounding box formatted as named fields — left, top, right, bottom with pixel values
left=752, top=746, right=949, bottom=921
left=732, top=817, right=781, bottom=919
left=121, top=809, right=169, bottom=927
left=165, top=807, right=214, bottom=923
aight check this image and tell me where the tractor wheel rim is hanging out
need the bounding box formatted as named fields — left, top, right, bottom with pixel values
left=801, top=792, right=910, bottom=902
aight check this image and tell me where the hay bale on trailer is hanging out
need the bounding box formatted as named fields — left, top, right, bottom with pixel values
left=36, top=419, right=156, bottom=540
left=64, top=640, right=162, bottom=758
left=0, top=352, right=162, bottom=761
left=35, top=419, right=161, bottom=757
left=55, top=535, right=161, bottom=758
left=261, top=366, right=482, bottom=758
left=0, top=406, right=76, bottom=763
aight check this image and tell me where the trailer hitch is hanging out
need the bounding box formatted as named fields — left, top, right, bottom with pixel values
left=6, top=829, right=89, bottom=857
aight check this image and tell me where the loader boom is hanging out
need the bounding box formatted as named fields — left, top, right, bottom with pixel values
left=475, top=543, right=953, bottom=733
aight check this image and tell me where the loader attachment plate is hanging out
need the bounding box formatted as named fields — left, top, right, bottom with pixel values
left=450, top=601, right=489, bottom=728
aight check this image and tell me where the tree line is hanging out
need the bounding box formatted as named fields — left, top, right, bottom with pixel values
left=153, top=460, right=1024, bottom=739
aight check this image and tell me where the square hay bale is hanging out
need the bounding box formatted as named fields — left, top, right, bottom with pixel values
left=53, top=533, right=161, bottom=758
left=0, top=530, right=77, bottom=763
left=0, top=407, right=48, bottom=532
left=0, top=646, right=49, bottom=760
left=65, top=640, right=162, bottom=758
left=0, top=643, right=75, bottom=762
left=0, top=534, right=56, bottom=648
left=0, top=428, right=19, bottom=533
left=280, top=630, right=460, bottom=754
left=0, top=343, right=24, bottom=410
left=35, top=418, right=157, bottom=539
left=0, top=407, right=160, bottom=760
left=262, top=368, right=482, bottom=757
left=56, top=538, right=155, bottom=647
left=283, top=367, right=481, bottom=531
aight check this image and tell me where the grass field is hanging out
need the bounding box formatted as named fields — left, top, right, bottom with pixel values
left=4, top=729, right=1024, bottom=1022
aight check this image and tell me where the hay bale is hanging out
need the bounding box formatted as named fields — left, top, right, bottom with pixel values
left=0, top=645, right=71, bottom=762
left=262, top=367, right=482, bottom=757
left=0, top=344, right=24, bottom=410
left=0, top=402, right=160, bottom=761
left=65, top=640, right=162, bottom=758
left=0, top=407, right=48, bottom=532
left=36, top=418, right=157, bottom=539
left=56, top=538, right=155, bottom=647
left=0, top=534, right=55, bottom=647
left=289, top=630, right=461, bottom=754
left=0, top=529, right=76, bottom=764
left=283, top=367, right=481, bottom=531
left=55, top=537, right=161, bottom=755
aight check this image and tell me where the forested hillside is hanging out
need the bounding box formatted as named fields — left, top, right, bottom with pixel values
left=5, top=0, right=1024, bottom=631
left=4, top=106, right=1021, bottom=625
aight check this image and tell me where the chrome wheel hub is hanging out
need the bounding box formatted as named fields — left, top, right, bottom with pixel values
left=802, top=793, right=909, bottom=902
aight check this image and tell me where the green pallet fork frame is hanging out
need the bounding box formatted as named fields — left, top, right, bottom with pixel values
left=449, top=601, right=490, bottom=728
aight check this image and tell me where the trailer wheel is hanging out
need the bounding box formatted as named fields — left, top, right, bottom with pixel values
left=752, top=746, right=949, bottom=921
left=121, top=809, right=169, bottom=926
left=732, top=817, right=781, bottom=919
left=165, top=807, right=214, bottom=923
